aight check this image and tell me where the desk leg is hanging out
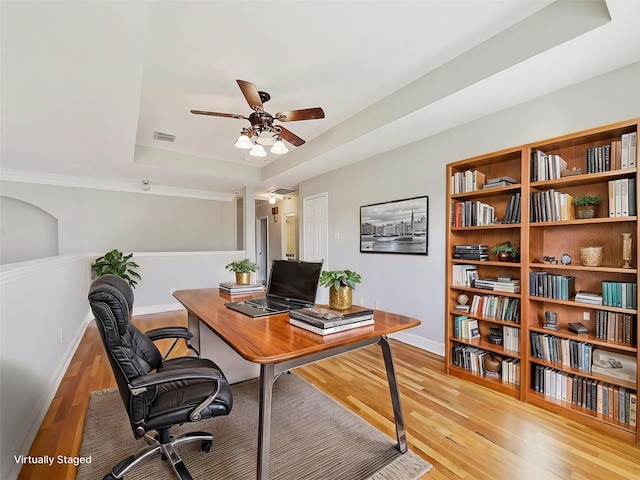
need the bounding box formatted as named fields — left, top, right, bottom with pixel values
left=379, top=336, right=407, bottom=453
left=257, top=363, right=275, bottom=480
left=186, top=311, right=201, bottom=357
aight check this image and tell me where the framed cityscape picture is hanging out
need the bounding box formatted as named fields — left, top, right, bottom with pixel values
left=360, top=195, right=428, bottom=255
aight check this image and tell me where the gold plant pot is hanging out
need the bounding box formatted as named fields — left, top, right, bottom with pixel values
left=576, top=205, right=597, bottom=219
left=580, top=246, right=604, bottom=267
left=235, top=272, right=251, bottom=285
left=329, top=286, right=352, bottom=310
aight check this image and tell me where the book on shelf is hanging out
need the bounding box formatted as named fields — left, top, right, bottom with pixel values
left=601, top=281, right=637, bottom=310
left=288, top=316, right=374, bottom=335
left=607, top=178, right=636, bottom=218
left=575, top=290, right=603, bottom=305
left=453, top=244, right=488, bottom=261
left=486, top=175, right=516, bottom=185
left=451, top=169, right=486, bottom=194
left=594, top=310, right=635, bottom=345
left=289, top=305, right=374, bottom=329
left=621, top=132, right=637, bottom=169
left=530, top=150, right=567, bottom=181
left=452, top=264, right=478, bottom=287
left=219, top=282, right=265, bottom=294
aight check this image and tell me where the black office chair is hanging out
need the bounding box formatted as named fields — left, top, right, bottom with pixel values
left=88, top=274, right=233, bottom=480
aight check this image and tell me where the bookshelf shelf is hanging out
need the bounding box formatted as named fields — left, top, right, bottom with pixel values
left=446, top=119, right=639, bottom=443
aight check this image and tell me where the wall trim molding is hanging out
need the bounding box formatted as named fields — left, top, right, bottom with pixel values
left=0, top=169, right=236, bottom=202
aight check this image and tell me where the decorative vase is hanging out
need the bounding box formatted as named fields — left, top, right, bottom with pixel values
left=580, top=246, right=604, bottom=267
left=621, top=233, right=633, bottom=268
left=235, top=272, right=251, bottom=284
left=497, top=252, right=512, bottom=262
left=329, top=285, right=352, bottom=310
left=576, top=205, right=596, bottom=219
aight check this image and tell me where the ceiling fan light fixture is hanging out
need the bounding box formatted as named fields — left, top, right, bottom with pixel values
left=270, top=140, right=288, bottom=155
left=234, top=134, right=253, bottom=149
left=249, top=144, right=267, bottom=158
left=255, top=130, right=276, bottom=146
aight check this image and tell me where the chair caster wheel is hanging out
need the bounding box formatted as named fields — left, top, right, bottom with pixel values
left=103, top=475, right=116, bottom=480
left=202, top=440, right=212, bottom=452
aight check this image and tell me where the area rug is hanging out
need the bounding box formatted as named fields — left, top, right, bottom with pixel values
left=76, top=373, right=430, bottom=479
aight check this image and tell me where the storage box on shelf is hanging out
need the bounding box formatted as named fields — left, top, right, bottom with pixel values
left=446, top=119, right=638, bottom=443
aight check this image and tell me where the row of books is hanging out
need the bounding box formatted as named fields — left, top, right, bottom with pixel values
left=586, top=135, right=637, bottom=173
left=473, top=277, right=521, bottom=293
left=481, top=175, right=517, bottom=189
left=602, top=281, right=637, bottom=310
left=453, top=315, right=480, bottom=339
left=502, top=193, right=521, bottom=224
left=288, top=305, right=374, bottom=336
left=530, top=150, right=568, bottom=182
left=532, top=365, right=637, bottom=426
left=607, top=178, right=636, bottom=217
left=529, top=272, right=575, bottom=300
left=451, top=200, right=496, bottom=227
left=502, top=325, right=520, bottom=353
left=452, top=345, right=520, bottom=385
left=530, top=332, right=594, bottom=373
left=451, top=264, right=478, bottom=287
left=530, top=189, right=574, bottom=223
left=453, top=244, right=488, bottom=261
left=594, top=309, right=635, bottom=345
left=451, top=169, right=485, bottom=194
left=219, top=281, right=265, bottom=295
left=469, top=294, right=520, bottom=323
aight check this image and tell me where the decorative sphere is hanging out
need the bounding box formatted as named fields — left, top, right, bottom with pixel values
left=456, top=293, right=469, bottom=306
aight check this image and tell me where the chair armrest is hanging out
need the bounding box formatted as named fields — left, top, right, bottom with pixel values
left=128, top=367, right=225, bottom=423
left=128, top=367, right=222, bottom=393
left=145, top=326, right=193, bottom=342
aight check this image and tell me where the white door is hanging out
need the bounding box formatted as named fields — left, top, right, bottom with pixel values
left=255, top=216, right=268, bottom=284
left=303, top=193, right=329, bottom=302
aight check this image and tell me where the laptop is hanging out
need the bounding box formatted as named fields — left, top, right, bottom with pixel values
left=225, top=260, right=323, bottom=318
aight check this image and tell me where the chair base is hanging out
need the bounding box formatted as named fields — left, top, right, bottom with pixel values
left=106, top=430, right=213, bottom=480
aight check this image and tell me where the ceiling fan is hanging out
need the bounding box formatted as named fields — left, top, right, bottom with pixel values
left=191, top=79, right=325, bottom=156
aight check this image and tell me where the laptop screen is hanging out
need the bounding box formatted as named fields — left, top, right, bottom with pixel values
left=267, top=260, right=323, bottom=304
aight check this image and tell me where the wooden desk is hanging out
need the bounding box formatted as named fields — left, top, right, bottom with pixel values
left=173, top=288, right=421, bottom=480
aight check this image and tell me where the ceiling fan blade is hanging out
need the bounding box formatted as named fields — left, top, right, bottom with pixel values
left=236, top=79, right=264, bottom=111
left=190, top=110, right=247, bottom=120
left=275, top=107, right=325, bottom=122
left=278, top=126, right=305, bottom=147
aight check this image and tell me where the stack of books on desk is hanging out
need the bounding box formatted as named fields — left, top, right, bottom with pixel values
left=289, top=305, right=374, bottom=335
left=219, top=282, right=265, bottom=295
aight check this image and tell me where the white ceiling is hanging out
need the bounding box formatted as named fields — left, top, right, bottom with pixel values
left=2, top=1, right=639, bottom=200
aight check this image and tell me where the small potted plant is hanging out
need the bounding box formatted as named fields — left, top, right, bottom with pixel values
left=319, top=269, right=362, bottom=310
left=490, top=242, right=519, bottom=262
left=225, top=258, right=258, bottom=284
left=573, top=194, right=602, bottom=219
left=92, top=249, right=141, bottom=288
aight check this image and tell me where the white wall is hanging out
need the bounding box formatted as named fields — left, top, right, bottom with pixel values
left=0, top=250, right=248, bottom=480
left=0, top=182, right=238, bottom=255
left=299, top=61, right=640, bottom=355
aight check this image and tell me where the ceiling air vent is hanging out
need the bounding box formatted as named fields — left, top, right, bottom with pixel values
left=154, top=131, right=176, bottom=142
left=269, top=188, right=297, bottom=196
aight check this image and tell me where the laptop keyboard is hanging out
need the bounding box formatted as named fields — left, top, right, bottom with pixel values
left=247, top=298, right=292, bottom=310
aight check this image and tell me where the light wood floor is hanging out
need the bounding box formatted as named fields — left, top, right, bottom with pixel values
left=17, top=311, right=640, bottom=480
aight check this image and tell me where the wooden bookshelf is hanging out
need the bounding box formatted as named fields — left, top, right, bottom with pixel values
left=445, top=119, right=639, bottom=443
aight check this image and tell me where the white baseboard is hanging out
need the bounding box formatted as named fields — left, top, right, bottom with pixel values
left=4, top=311, right=93, bottom=480
left=133, top=302, right=185, bottom=316
left=391, top=331, right=445, bottom=357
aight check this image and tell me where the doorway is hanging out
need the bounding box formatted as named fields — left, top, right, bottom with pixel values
left=255, top=216, right=268, bottom=284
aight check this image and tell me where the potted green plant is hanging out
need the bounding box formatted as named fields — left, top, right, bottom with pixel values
left=490, top=242, right=519, bottom=262
left=92, top=249, right=141, bottom=288
left=319, top=270, right=362, bottom=310
left=573, top=194, right=602, bottom=219
left=225, top=258, right=258, bottom=284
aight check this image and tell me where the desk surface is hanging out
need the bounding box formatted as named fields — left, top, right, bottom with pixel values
left=173, top=288, right=420, bottom=364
